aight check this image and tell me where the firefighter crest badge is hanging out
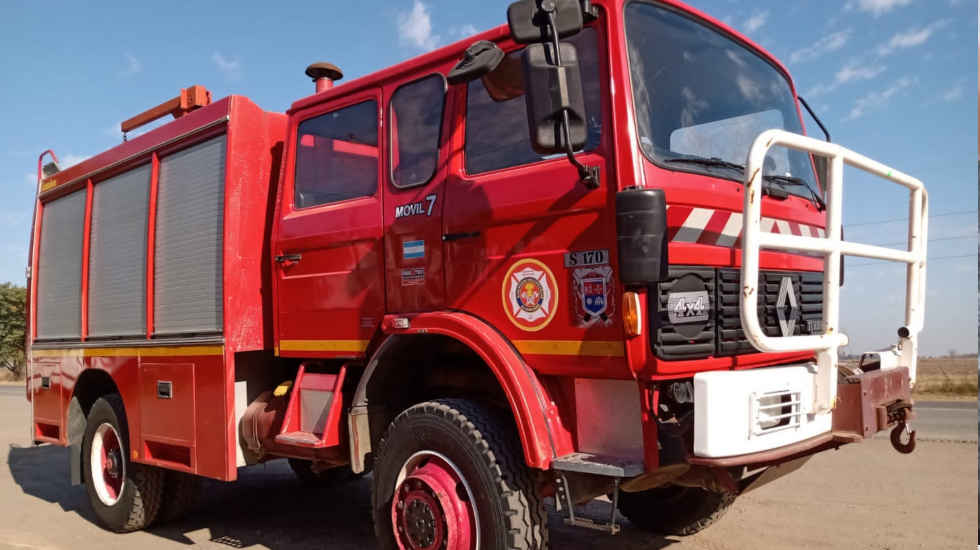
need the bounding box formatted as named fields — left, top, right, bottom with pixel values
left=573, top=266, right=614, bottom=326
left=503, top=259, right=558, bottom=331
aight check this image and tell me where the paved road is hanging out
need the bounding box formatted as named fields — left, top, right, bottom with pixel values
left=0, top=390, right=975, bottom=549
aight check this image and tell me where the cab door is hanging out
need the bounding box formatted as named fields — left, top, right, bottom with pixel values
left=383, top=73, right=450, bottom=312
left=274, top=92, right=384, bottom=358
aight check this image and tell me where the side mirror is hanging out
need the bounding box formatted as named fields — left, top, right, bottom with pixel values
left=447, top=41, right=506, bottom=85
left=508, top=0, right=583, bottom=44
left=522, top=42, right=586, bottom=154
left=616, top=188, right=668, bottom=285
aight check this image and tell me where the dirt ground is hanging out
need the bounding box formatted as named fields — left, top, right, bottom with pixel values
left=0, top=389, right=977, bottom=550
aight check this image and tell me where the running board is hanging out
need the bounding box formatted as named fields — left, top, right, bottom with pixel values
left=552, top=452, right=644, bottom=478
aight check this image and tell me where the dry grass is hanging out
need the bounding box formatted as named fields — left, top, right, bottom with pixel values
left=913, top=357, right=978, bottom=397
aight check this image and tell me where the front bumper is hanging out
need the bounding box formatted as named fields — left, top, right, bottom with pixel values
left=689, top=367, right=913, bottom=468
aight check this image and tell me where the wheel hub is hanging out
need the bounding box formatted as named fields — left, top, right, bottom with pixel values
left=392, top=456, right=475, bottom=550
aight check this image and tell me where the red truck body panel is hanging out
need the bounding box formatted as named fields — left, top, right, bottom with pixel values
left=27, top=0, right=831, bottom=479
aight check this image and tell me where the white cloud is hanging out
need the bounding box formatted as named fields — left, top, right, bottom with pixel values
left=121, top=53, right=142, bottom=76
left=211, top=52, right=242, bottom=80
left=806, top=61, right=887, bottom=97
left=941, top=82, right=964, bottom=102
left=876, top=19, right=950, bottom=55
left=742, top=11, right=769, bottom=34
left=789, top=30, right=852, bottom=64
left=398, top=0, right=439, bottom=51
left=845, top=0, right=914, bottom=17
left=844, top=76, right=917, bottom=120
left=59, top=154, right=88, bottom=168
left=450, top=24, right=478, bottom=39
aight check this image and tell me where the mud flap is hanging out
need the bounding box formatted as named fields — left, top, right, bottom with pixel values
left=67, top=397, right=86, bottom=486
left=69, top=443, right=82, bottom=486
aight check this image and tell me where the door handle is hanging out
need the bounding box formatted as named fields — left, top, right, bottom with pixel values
left=275, top=253, right=302, bottom=265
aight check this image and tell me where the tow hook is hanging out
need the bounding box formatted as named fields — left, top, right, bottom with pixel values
left=890, top=422, right=916, bottom=454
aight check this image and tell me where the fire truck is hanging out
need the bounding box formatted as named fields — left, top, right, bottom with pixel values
left=25, top=0, right=928, bottom=547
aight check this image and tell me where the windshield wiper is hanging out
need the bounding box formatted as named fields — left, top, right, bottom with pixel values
left=763, top=174, right=827, bottom=211
left=665, top=157, right=792, bottom=200
left=664, top=156, right=745, bottom=173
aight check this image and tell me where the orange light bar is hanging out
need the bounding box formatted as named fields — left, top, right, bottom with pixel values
left=121, top=85, right=212, bottom=134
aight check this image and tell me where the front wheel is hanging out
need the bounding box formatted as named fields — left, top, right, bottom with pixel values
left=372, top=399, right=547, bottom=550
left=81, top=395, right=164, bottom=532
left=617, top=484, right=735, bottom=535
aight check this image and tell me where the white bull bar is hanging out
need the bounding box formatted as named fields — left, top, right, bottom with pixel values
left=740, top=130, right=928, bottom=414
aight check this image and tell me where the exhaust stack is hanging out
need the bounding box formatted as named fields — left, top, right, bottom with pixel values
left=306, top=62, right=343, bottom=94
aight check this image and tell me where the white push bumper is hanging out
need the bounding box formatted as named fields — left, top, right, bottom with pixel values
left=693, top=364, right=831, bottom=458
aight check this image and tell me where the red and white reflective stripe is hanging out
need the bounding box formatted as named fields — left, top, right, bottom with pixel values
left=667, top=205, right=826, bottom=248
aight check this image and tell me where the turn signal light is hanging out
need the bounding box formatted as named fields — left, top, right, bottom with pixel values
left=623, top=291, right=642, bottom=338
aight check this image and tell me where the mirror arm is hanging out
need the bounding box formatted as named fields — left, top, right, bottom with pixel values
left=797, top=95, right=831, bottom=142
left=544, top=5, right=600, bottom=189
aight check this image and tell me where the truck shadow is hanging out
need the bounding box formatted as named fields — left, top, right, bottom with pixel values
left=8, top=444, right=673, bottom=549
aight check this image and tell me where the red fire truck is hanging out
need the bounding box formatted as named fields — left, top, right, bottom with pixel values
left=25, top=0, right=928, bottom=547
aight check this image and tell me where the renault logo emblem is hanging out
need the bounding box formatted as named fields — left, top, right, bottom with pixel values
left=776, top=277, right=798, bottom=337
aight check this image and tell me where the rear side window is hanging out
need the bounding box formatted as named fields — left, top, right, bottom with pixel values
left=465, top=27, right=602, bottom=175
left=295, top=100, right=379, bottom=208
left=390, top=75, right=446, bottom=188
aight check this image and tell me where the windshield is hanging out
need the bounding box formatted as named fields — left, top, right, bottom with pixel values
left=625, top=2, right=820, bottom=200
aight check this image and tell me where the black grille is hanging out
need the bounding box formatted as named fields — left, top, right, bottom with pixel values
left=717, top=269, right=824, bottom=356
left=651, top=268, right=715, bottom=360
left=653, top=267, right=824, bottom=360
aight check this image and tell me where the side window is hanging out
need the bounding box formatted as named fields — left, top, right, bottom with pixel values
left=465, top=27, right=602, bottom=175
left=390, top=74, right=446, bottom=188
left=295, top=100, right=379, bottom=209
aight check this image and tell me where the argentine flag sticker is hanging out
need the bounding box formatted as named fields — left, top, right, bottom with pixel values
left=403, top=240, right=425, bottom=260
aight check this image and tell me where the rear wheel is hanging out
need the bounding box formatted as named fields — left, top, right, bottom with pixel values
left=617, top=484, right=735, bottom=535
left=372, top=399, right=547, bottom=550
left=82, top=395, right=164, bottom=532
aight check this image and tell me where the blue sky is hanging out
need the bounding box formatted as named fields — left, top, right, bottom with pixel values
left=1, top=0, right=976, bottom=356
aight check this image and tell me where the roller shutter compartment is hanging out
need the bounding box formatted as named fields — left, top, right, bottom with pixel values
left=88, top=165, right=151, bottom=338
left=154, top=135, right=226, bottom=336
left=36, top=190, right=87, bottom=340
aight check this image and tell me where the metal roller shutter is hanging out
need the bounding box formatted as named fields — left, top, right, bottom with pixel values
left=154, top=135, right=226, bottom=336
left=88, top=165, right=151, bottom=338
left=36, top=191, right=87, bottom=340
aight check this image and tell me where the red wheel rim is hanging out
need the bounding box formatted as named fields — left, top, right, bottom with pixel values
left=391, top=453, right=477, bottom=550
left=91, top=423, right=125, bottom=506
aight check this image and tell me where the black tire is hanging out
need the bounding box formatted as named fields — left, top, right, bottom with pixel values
left=287, top=458, right=361, bottom=487
left=372, top=399, right=547, bottom=550
left=81, top=395, right=164, bottom=532
left=617, top=484, right=735, bottom=536
left=157, top=470, right=200, bottom=523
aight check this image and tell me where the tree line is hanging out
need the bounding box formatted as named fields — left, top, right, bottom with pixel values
left=0, top=283, right=26, bottom=379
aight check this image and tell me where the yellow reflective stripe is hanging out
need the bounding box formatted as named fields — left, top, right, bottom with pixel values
left=278, top=339, right=369, bottom=353
left=31, top=346, right=224, bottom=358
left=40, top=179, right=58, bottom=192
left=513, top=340, right=625, bottom=357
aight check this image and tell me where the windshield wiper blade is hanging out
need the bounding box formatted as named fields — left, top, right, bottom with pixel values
left=664, top=156, right=745, bottom=172
left=763, top=174, right=826, bottom=211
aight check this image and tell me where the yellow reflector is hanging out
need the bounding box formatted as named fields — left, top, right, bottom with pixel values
left=623, top=291, right=642, bottom=338
left=273, top=381, right=293, bottom=397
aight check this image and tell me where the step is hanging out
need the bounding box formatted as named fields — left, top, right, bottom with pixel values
left=551, top=452, right=644, bottom=478
left=275, top=431, right=326, bottom=448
